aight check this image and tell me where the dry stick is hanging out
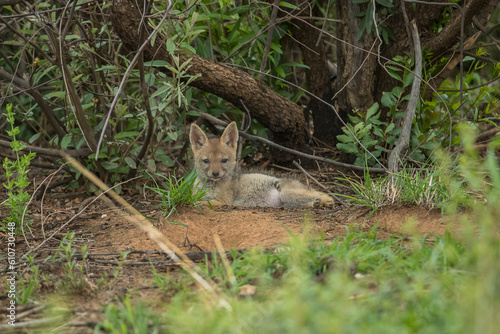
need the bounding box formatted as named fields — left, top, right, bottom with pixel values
left=387, top=20, right=422, bottom=174
left=60, top=154, right=229, bottom=308
left=292, top=160, right=344, bottom=204
left=28, top=164, right=69, bottom=244
left=213, top=234, right=237, bottom=289
left=404, top=0, right=466, bottom=133
left=200, top=112, right=387, bottom=174
left=315, top=0, right=331, bottom=47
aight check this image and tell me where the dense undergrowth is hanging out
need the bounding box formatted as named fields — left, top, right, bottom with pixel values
left=2, top=130, right=498, bottom=333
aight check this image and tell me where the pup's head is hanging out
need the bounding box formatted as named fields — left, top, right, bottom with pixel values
left=189, top=122, right=238, bottom=181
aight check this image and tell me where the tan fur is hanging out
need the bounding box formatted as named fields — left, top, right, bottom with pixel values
left=190, top=122, right=334, bottom=208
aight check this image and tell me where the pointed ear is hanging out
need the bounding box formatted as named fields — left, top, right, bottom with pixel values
left=221, top=122, right=238, bottom=149
left=190, top=123, right=209, bottom=152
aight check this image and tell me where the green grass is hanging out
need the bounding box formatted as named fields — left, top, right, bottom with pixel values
left=335, top=160, right=466, bottom=214
left=90, top=129, right=499, bottom=334
left=7, top=128, right=500, bottom=333
left=146, top=170, right=210, bottom=218
left=91, top=224, right=499, bottom=333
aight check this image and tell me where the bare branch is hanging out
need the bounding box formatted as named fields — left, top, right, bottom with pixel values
left=0, top=139, right=92, bottom=157
left=388, top=20, right=422, bottom=173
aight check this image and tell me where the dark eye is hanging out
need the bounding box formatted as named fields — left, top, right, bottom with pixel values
left=202, top=159, right=209, bottom=164
left=221, top=158, right=228, bottom=163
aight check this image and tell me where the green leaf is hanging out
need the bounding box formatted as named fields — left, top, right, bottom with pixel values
left=147, top=159, right=157, bottom=172
left=166, top=39, right=176, bottom=55
left=45, top=91, right=67, bottom=99
left=381, top=92, right=397, bottom=108
left=64, top=34, right=81, bottom=40
left=337, top=134, right=352, bottom=143
left=337, top=143, right=359, bottom=154
left=96, top=65, right=116, bottom=72
left=145, top=73, right=156, bottom=86
left=114, top=131, right=140, bottom=140
left=386, top=70, right=402, bottom=82
left=144, top=60, right=171, bottom=67
left=366, top=102, right=380, bottom=119
left=280, top=62, right=310, bottom=69
left=376, top=0, right=394, bottom=7
left=124, top=157, right=137, bottom=169
left=279, top=1, right=300, bottom=9
left=385, top=123, right=395, bottom=134
left=61, top=134, right=73, bottom=149
left=275, top=66, right=286, bottom=78
left=187, top=110, right=201, bottom=116
left=101, top=161, right=119, bottom=170
left=404, top=73, right=414, bottom=88
left=29, top=133, right=41, bottom=144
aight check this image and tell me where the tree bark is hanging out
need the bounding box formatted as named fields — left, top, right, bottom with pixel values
left=110, top=0, right=309, bottom=163
left=335, top=0, right=378, bottom=120
left=288, top=2, right=340, bottom=145
left=335, top=0, right=497, bottom=125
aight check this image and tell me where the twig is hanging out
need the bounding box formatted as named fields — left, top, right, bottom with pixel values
left=0, top=139, right=92, bottom=157
left=292, top=160, right=344, bottom=204
left=128, top=8, right=156, bottom=179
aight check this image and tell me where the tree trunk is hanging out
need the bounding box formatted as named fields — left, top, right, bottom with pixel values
left=288, top=2, right=340, bottom=145
left=110, top=0, right=309, bottom=163
left=334, top=0, right=497, bottom=127
left=335, top=0, right=378, bottom=120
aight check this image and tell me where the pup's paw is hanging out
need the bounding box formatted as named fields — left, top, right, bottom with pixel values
left=318, top=194, right=334, bottom=208
left=197, top=199, right=226, bottom=208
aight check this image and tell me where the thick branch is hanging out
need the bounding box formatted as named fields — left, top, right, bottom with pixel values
left=110, top=0, right=308, bottom=163
left=420, top=0, right=493, bottom=57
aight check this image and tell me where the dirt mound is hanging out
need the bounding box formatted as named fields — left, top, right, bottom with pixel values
left=78, top=203, right=449, bottom=254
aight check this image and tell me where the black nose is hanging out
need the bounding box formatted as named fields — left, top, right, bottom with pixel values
left=212, top=171, right=219, bottom=177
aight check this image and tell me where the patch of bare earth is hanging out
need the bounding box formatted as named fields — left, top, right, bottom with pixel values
left=1, top=193, right=453, bottom=333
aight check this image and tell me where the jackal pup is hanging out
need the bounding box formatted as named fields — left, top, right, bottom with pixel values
left=189, top=122, right=334, bottom=208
